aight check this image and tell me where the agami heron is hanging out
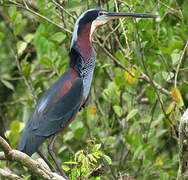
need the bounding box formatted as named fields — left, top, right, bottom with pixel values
left=19, top=9, right=157, bottom=179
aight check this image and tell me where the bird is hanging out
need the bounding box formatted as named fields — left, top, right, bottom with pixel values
left=18, top=8, right=157, bottom=179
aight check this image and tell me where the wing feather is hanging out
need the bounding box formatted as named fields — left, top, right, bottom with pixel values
left=34, top=77, right=83, bottom=136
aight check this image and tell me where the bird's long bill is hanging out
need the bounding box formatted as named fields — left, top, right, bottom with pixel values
left=107, top=12, right=158, bottom=18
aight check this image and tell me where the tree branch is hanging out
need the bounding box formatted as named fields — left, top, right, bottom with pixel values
left=0, top=168, right=21, bottom=180
left=94, top=37, right=171, bottom=97
left=177, top=109, right=188, bottom=180
left=174, top=40, right=188, bottom=88
left=0, top=136, right=66, bottom=180
left=5, top=0, right=72, bottom=34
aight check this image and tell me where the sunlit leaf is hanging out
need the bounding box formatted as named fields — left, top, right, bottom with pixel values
left=17, top=41, right=27, bottom=56
left=166, top=102, right=175, bottom=114
left=171, top=51, right=181, bottom=65
left=171, top=87, right=184, bottom=106
left=156, top=157, right=163, bottom=169
left=126, top=109, right=139, bottom=121
left=102, top=63, right=113, bottom=68
left=113, top=105, right=123, bottom=117
left=24, top=33, right=34, bottom=43
left=64, top=161, right=78, bottom=165
left=62, top=165, right=70, bottom=171
left=89, top=105, right=96, bottom=115
left=40, top=56, right=51, bottom=66
left=124, top=67, right=136, bottom=83
left=103, top=154, right=112, bottom=165
left=93, top=144, right=101, bottom=151
left=1, top=80, right=14, bottom=90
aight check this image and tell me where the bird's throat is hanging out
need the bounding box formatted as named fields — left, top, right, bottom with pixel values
left=76, top=23, right=93, bottom=62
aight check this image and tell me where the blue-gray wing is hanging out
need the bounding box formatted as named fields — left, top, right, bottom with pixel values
left=19, top=70, right=83, bottom=156
left=29, top=77, right=83, bottom=137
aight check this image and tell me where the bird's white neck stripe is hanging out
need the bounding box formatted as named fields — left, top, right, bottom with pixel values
left=71, top=9, right=97, bottom=49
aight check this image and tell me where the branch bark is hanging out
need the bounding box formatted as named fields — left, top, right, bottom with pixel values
left=0, top=136, right=66, bottom=180
left=0, top=168, right=21, bottom=180
left=177, top=109, right=188, bottom=180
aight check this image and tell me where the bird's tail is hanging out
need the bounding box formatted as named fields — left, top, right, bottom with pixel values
left=18, top=128, right=46, bottom=156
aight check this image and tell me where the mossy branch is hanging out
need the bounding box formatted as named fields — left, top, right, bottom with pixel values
left=0, top=136, right=66, bottom=180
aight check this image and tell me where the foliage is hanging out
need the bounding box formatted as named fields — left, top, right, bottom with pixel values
left=0, top=0, right=188, bottom=179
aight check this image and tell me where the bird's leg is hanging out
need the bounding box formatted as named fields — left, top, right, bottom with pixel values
left=48, top=134, right=68, bottom=180
left=37, top=150, right=57, bottom=173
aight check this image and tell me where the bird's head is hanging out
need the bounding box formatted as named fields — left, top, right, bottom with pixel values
left=71, top=8, right=157, bottom=48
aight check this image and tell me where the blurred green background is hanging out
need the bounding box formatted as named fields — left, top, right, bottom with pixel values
left=0, top=0, right=188, bottom=179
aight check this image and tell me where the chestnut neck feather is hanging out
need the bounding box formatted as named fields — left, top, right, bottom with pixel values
left=76, top=23, right=93, bottom=62
left=69, top=23, right=95, bottom=76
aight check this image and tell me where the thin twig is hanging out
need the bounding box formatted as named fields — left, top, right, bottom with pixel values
left=51, top=0, right=76, bottom=21
left=174, top=40, right=188, bottom=87
left=13, top=51, right=38, bottom=104
left=0, top=98, right=27, bottom=106
left=134, top=19, right=168, bottom=118
left=173, top=0, right=185, bottom=21
left=94, top=37, right=171, bottom=97
left=102, top=23, right=121, bottom=47
left=114, top=0, right=130, bottom=51
left=95, top=37, right=135, bottom=77
left=158, top=0, right=179, bottom=14
left=7, top=0, right=72, bottom=34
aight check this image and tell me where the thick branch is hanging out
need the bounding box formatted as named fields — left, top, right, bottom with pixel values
left=177, top=109, right=188, bottom=180
left=0, top=136, right=65, bottom=180
left=0, top=168, right=21, bottom=180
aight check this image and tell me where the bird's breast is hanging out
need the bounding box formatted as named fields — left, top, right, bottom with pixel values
left=82, top=54, right=96, bottom=100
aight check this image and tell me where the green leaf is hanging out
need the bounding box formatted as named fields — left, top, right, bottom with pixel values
left=17, top=41, right=27, bottom=56
left=171, top=51, right=181, bottom=65
left=93, top=144, right=101, bottom=151
left=166, top=102, right=175, bottom=114
left=92, top=151, right=102, bottom=159
left=40, top=56, right=51, bottom=66
left=145, top=86, right=155, bottom=103
left=71, top=121, right=83, bottom=132
left=156, top=129, right=168, bottom=137
left=162, top=71, right=174, bottom=81
left=0, top=32, right=4, bottom=40
left=22, top=65, right=31, bottom=79
left=1, top=80, right=14, bottom=90
left=126, top=109, right=139, bottom=121
left=102, top=63, right=114, bottom=68
left=74, top=128, right=85, bottom=140
left=62, top=165, right=70, bottom=171
left=132, top=145, right=143, bottom=160
left=14, top=22, right=24, bottom=36
left=10, top=121, right=20, bottom=132
left=124, top=135, right=133, bottom=145
left=8, top=6, right=17, bottom=20
left=24, top=34, right=34, bottom=43
left=50, top=32, right=66, bottom=43
left=113, top=105, right=123, bottom=117
left=64, top=161, right=78, bottom=165
left=88, top=154, right=97, bottom=163
left=103, top=154, right=112, bottom=165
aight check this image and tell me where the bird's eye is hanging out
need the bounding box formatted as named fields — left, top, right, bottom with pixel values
left=99, top=12, right=103, bottom=16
